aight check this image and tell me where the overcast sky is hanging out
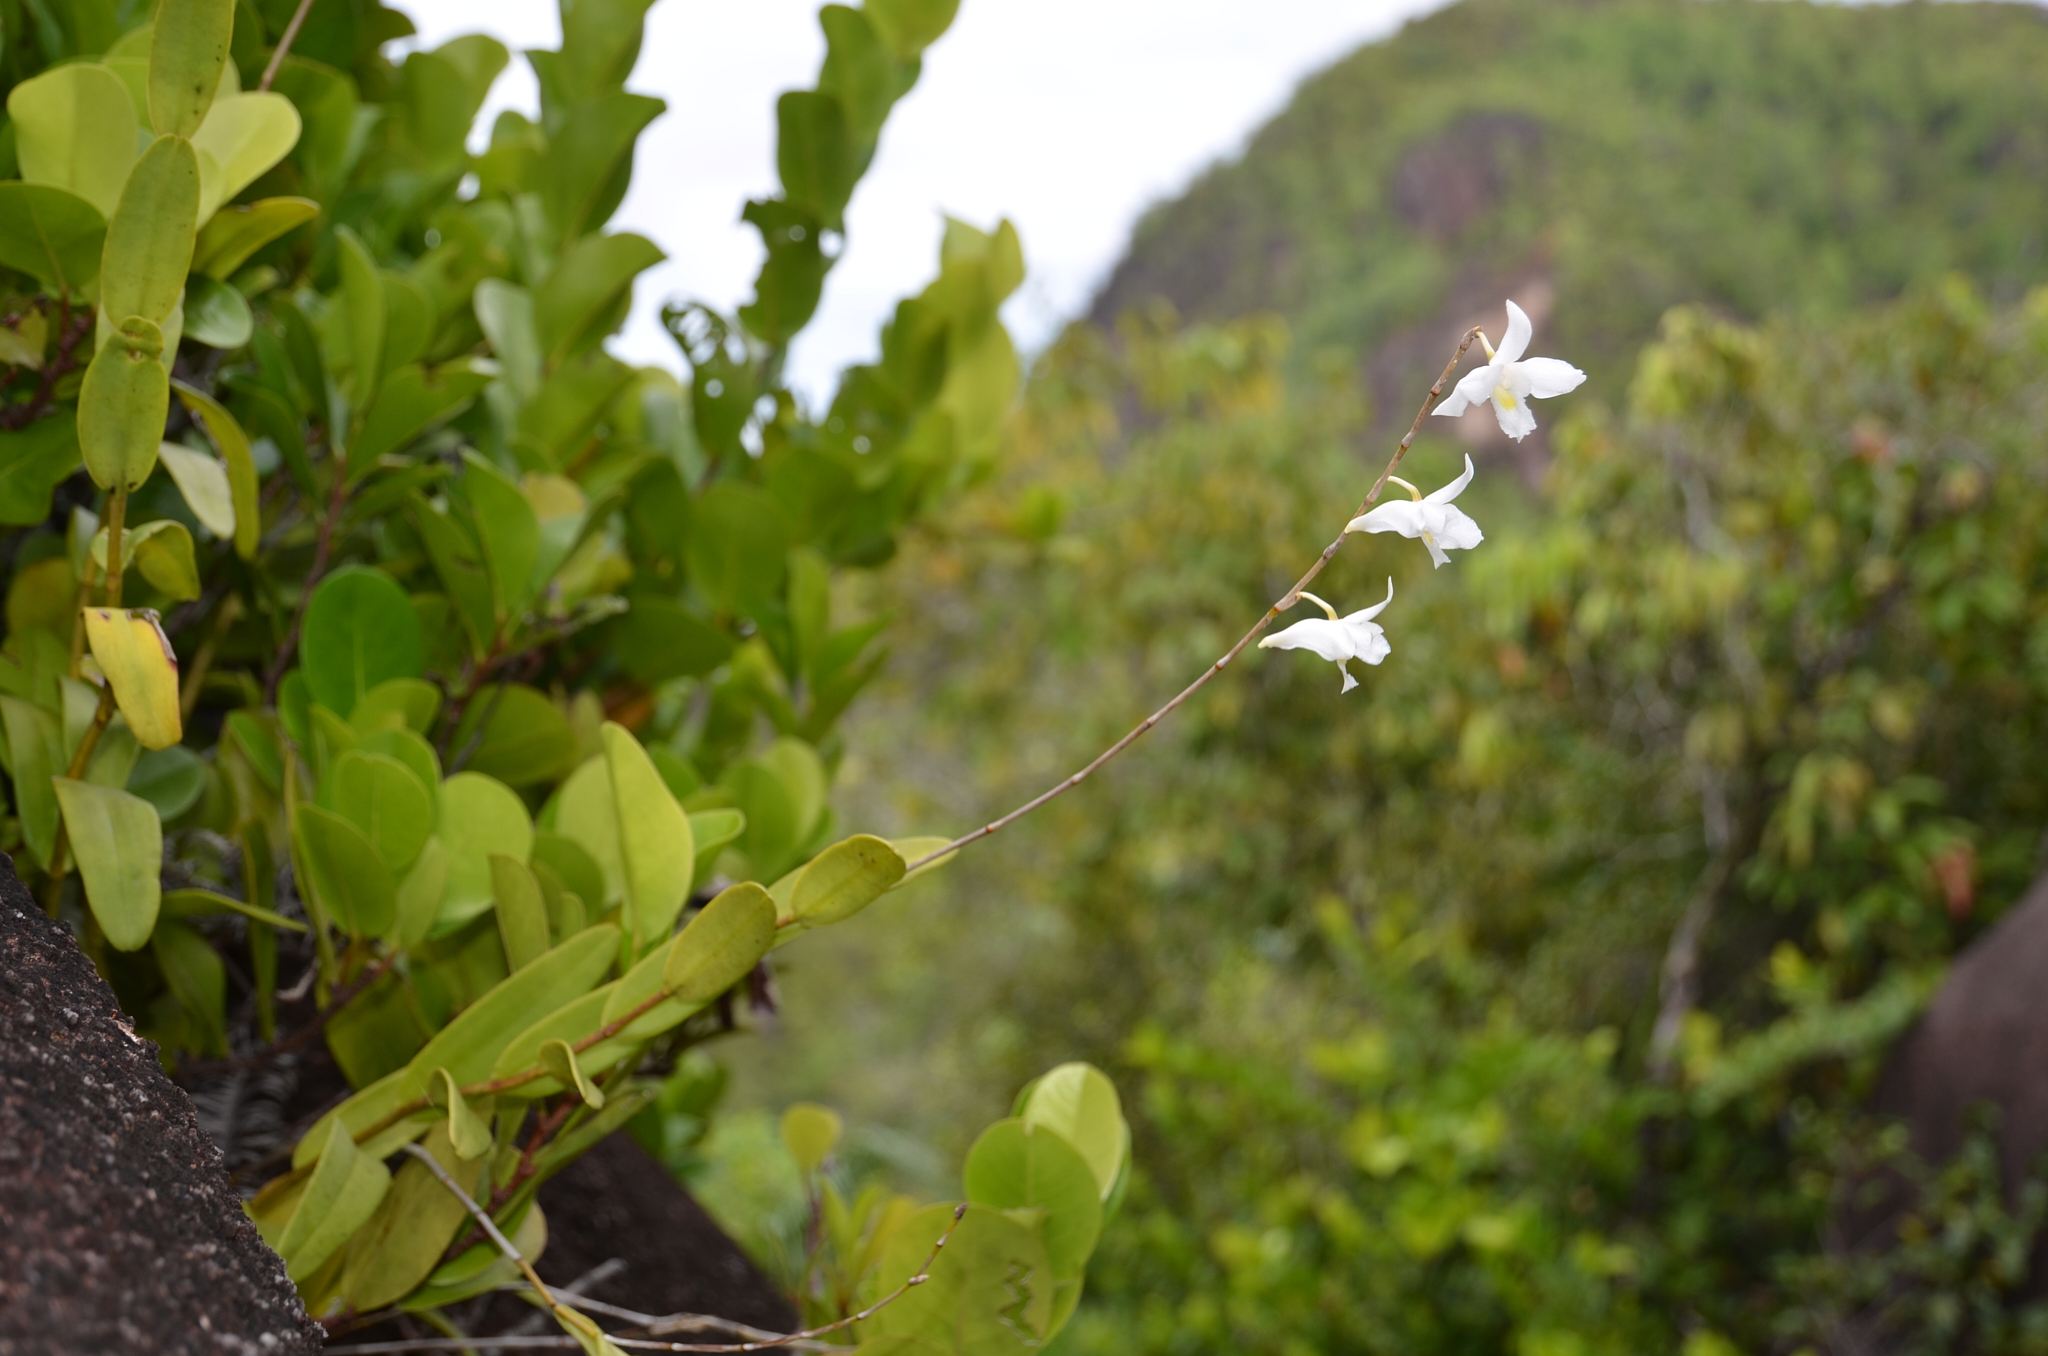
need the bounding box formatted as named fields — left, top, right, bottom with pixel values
left=401, top=0, right=1449, bottom=402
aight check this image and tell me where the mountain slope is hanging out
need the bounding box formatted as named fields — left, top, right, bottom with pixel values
left=1090, top=0, right=2048, bottom=437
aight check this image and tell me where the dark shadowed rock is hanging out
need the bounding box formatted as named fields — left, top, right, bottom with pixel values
left=0, top=855, right=323, bottom=1356
left=1869, top=872, right=2048, bottom=1206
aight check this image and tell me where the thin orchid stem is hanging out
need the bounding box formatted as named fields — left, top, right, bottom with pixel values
left=901, top=326, right=1486, bottom=875
left=259, top=0, right=319, bottom=91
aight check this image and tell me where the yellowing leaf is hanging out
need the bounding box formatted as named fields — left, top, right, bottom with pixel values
left=83, top=607, right=181, bottom=750
left=52, top=778, right=163, bottom=951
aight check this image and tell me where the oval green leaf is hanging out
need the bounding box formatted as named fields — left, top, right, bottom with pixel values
left=300, top=566, right=425, bottom=718
left=52, top=778, right=162, bottom=951
left=791, top=833, right=906, bottom=929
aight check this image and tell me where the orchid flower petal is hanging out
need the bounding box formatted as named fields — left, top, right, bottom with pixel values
left=1432, top=504, right=1485, bottom=551
left=1497, top=300, right=1533, bottom=365
left=1347, top=577, right=1396, bottom=624
left=1259, top=617, right=1354, bottom=664
left=1432, top=388, right=1473, bottom=418
left=1424, top=454, right=1476, bottom=505
left=1493, top=397, right=1538, bottom=441
left=1345, top=500, right=1428, bottom=538
left=1517, top=356, right=1586, bottom=399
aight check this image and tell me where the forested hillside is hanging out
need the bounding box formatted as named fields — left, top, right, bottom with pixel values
left=1092, top=0, right=2048, bottom=460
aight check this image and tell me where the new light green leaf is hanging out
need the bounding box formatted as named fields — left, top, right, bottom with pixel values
left=191, top=92, right=303, bottom=221
left=1018, top=1063, right=1129, bottom=1202
left=0, top=184, right=107, bottom=293
left=962, top=1118, right=1103, bottom=1278
left=395, top=837, right=449, bottom=949
left=552, top=756, right=623, bottom=907
left=278, top=1118, right=392, bottom=1282
left=4, top=697, right=65, bottom=865
left=790, top=834, right=906, bottom=928
left=462, top=453, right=542, bottom=619
left=352, top=680, right=443, bottom=738
left=602, top=721, right=694, bottom=951
left=181, top=274, right=253, bottom=348
left=149, top=0, right=234, bottom=136
left=52, top=778, right=161, bottom=951
left=8, top=64, right=140, bottom=218
left=538, top=1039, right=605, bottom=1107
left=866, top=1203, right=1053, bottom=1353
left=781, top=1102, right=842, bottom=1174
left=100, top=135, right=201, bottom=326
left=156, top=441, right=234, bottom=540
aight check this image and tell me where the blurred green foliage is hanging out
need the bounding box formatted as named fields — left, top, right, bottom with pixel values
left=759, top=282, right=2048, bottom=1351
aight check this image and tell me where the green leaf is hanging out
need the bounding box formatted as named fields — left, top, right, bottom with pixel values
left=740, top=198, right=830, bottom=345
left=300, top=566, right=425, bottom=718
left=7, top=63, right=139, bottom=218
left=548, top=0, right=656, bottom=103
left=451, top=684, right=577, bottom=787
left=129, top=744, right=207, bottom=821
left=689, top=807, right=745, bottom=884
left=152, top=916, right=229, bottom=1055
left=1017, top=1064, right=1128, bottom=1202
left=150, top=0, right=234, bottom=136
left=191, top=195, right=318, bottom=278
left=190, top=92, right=303, bottom=221
left=538, top=1038, right=604, bottom=1107
left=866, top=1203, right=1053, bottom=1353
left=435, top=771, right=534, bottom=932
left=536, top=232, right=666, bottom=367
left=1, top=697, right=62, bottom=865
left=461, top=453, right=542, bottom=618
left=473, top=280, right=541, bottom=402
left=156, top=441, right=235, bottom=540
left=0, top=414, right=85, bottom=527
left=962, top=1119, right=1103, bottom=1278
left=408, top=496, right=495, bottom=656
left=398, top=923, right=621, bottom=1100
left=553, top=756, right=623, bottom=908
left=353, top=680, right=444, bottom=738
left=686, top=481, right=790, bottom=618
left=781, top=1102, right=842, bottom=1174
left=602, top=722, right=695, bottom=951
left=324, top=968, right=428, bottom=1087
left=491, top=984, right=613, bottom=1084
left=790, top=833, right=906, bottom=928
left=281, top=1120, right=393, bottom=1283
left=608, top=596, right=734, bottom=684
left=329, top=750, right=434, bottom=871
left=863, top=0, right=960, bottom=57
left=661, top=880, right=775, bottom=1002
left=335, top=225, right=386, bottom=402
left=296, top=803, right=398, bottom=937
left=0, top=183, right=107, bottom=292
left=182, top=274, right=253, bottom=348
left=725, top=736, right=826, bottom=881
left=514, top=351, right=636, bottom=467
left=425, top=1067, right=493, bottom=1160
left=776, top=91, right=856, bottom=228
left=353, top=359, right=493, bottom=465
left=101, top=134, right=201, bottom=326
left=819, top=5, right=907, bottom=146
left=532, top=831, right=606, bottom=919
left=162, top=885, right=308, bottom=932
left=538, top=92, right=664, bottom=244
left=332, top=1124, right=482, bottom=1312
left=52, top=778, right=161, bottom=951
left=78, top=320, right=169, bottom=491
left=490, top=853, right=551, bottom=973
left=395, top=837, right=449, bottom=949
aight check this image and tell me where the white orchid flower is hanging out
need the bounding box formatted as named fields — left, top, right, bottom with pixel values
left=1344, top=454, right=1484, bottom=569
left=1257, top=580, right=1394, bottom=694
left=1432, top=299, right=1585, bottom=441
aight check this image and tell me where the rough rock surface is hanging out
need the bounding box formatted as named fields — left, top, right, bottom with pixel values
left=0, top=855, right=323, bottom=1356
